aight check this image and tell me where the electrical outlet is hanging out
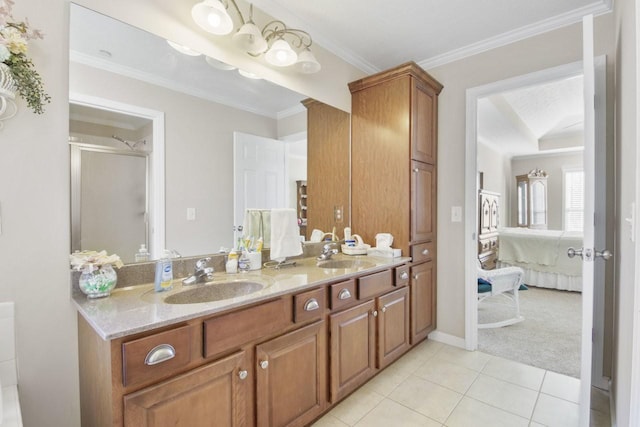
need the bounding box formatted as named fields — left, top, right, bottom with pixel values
left=187, top=207, right=196, bottom=221
left=334, top=205, right=343, bottom=223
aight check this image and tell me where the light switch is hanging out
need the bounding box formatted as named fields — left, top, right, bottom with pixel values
left=451, top=206, right=462, bottom=223
left=187, top=207, right=196, bottom=221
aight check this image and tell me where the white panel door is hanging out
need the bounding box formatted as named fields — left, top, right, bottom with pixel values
left=233, top=132, right=286, bottom=229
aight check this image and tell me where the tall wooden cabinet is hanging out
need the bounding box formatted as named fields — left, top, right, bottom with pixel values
left=349, top=62, right=442, bottom=340
left=478, top=189, right=500, bottom=270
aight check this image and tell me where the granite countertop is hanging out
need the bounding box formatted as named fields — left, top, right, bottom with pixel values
left=73, top=254, right=410, bottom=341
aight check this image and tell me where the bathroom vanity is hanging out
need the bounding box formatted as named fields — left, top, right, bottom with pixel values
left=74, top=255, right=426, bottom=427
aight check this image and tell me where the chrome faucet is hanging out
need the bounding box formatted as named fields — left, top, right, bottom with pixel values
left=317, top=243, right=339, bottom=261
left=182, top=257, right=214, bottom=285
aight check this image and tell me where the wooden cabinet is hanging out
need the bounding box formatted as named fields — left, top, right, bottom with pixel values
left=303, top=99, right=351, bottom=238
left=410, top=261, right=436, bottom=343
left=478, top=190, right=500, bottom=270
left=256, top=321, right=326, bottom=427
left=329, top=275, right=410, bottom=402
left=123, top=351, right=249, bottom=427
left=350, top=62, right=442, bottom=257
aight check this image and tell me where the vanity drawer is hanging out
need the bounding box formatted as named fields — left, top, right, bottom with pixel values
left=330, top=279, right=357, bottom=310
left=122, top=324, right=193, bottom=387
left=294, top=287, right=326, bottom=323
left=411, top=241, right=434, bottom=264
left=204, top=298, right=292, bottom=358
left=357, top=269, right=393, bottom=300
left=395, top=265, right=410, bottom=287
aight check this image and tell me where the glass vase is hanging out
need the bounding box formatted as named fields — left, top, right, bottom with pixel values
left=78, top=264, right=118, bottom=298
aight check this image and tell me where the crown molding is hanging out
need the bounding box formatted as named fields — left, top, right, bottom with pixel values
left=418, top=1, right=613, bottom=70
left=277, top=103, right=306, bottom=120
left=70, top=50, right=286, bottom=119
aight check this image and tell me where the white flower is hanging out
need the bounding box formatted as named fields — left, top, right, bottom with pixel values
left=70, top=250, right=124, bottom=270
left=1, top=26, right=27, bottom=55
left=0, top=44, right=9, bottom=62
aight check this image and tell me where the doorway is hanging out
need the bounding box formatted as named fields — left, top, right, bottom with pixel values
left=464, top=57, right=610, bottom=389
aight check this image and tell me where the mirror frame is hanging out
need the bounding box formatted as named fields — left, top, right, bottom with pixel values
left=69, top=92, right=166, bottom=258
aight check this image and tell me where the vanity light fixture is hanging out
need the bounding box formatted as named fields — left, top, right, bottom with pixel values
left=191, top=0, right=321, bottom=73
left=167, top=40, right=203, bottom=56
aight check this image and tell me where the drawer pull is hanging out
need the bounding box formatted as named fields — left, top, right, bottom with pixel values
left=381, top=306, right=387, bottom=313
left=400, top=272, right=409, bottom=280
left=422, top=249, right=429, bottom=256
left=259, top=360, right=269, bottom=370
left=372, top=310, right=378, bottom=317
left=413, top=168, right=419, bottom=173
left=144, top=344, right=176, bottom=366
left=338, top=289, right=352, bottom=300
left=238, top=370, right=248, bottom=380
left=304, top=298, right=320, bottom=311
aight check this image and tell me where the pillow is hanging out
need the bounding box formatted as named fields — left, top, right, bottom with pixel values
left=477, top=278, right=492, bottom=293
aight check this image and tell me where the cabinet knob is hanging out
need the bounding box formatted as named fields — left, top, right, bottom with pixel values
left=259, top=360, right=269, bottom=370
left=400, top=272, right=409, bottom=280
left=422, top=249, right=429, bottom=256
left=304, top=298, right=320, bottom=311
left=238, top=370, right=248, bottom=380
left=413, top=168, right=419, bottom=173
left=381, top=306, right=387, bottom=313
left=413, top=274, right=419, bottom=280
left=372, top=310, right=378, bottom=317
left=144, top=344, right=176, bottom=366
left=338, top=289, right=352, bottom=300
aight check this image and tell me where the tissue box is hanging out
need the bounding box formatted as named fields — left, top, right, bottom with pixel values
left=366, top=247, right=402, bottom=258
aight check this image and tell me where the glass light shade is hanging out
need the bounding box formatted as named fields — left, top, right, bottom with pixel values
left=238, top=69, right=262, bottom=79
left=233, top=22, right=268, bottom=55
left=265, top=39, right=298, bottom=67
left=166, top=40, right=202, bottom=56
left=191, top=0, right=233, bottom=35
left=205, top=56, right=236, bottom=70
left=294, top=48, right=321, bottom=74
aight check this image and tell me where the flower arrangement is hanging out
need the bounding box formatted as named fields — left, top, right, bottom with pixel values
left=70, top=250, right=124, bottom=271
left=0, top=0, right=50, bottom=114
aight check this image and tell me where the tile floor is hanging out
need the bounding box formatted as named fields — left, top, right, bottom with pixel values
left=313, top=340, right=611, bottom=427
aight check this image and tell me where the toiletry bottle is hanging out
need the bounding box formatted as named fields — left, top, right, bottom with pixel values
left=238, top=251, right=250, bottom=272
left=226, top=250, right=238, bottom=274
left=154, top=250, right=173, bottom=292
left=134, top=244, right=150, bottom=262
left=344, top=227, right=352, bottom=241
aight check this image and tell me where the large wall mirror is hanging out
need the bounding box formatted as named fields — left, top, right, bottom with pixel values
left=68, top=3, right=327, bottom=263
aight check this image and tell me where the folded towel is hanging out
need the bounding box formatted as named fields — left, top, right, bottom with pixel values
left=270, top=208, right=302, bottom=261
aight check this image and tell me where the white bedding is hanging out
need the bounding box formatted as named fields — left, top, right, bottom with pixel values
left=497, top=227, right=583, bottom=291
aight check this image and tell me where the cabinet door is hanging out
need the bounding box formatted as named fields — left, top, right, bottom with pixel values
left=255, top=321, right=326, bottom=427
left=123, top=351, right=249, bottom=427
left=411, top=161, right=435, bottom=243
left=377, top=287, right=410, bottom=369
left=410, top=261, right=436, bottom=344
left=329, top=300, right=376, bottom=403
left=411, top=81, right=437, bottom=164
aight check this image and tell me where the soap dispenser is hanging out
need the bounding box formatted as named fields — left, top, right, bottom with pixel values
left=134, top=244, right=150, bottom=262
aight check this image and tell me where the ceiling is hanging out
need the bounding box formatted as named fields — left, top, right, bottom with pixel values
left=70, top=0, right=610, bottom=147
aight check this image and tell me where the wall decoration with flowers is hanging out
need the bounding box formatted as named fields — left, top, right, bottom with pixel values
left=0, top=0, right=50, bottom=128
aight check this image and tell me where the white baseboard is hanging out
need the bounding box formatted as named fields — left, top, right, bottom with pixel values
left=428, top=330, right=466, bottom=349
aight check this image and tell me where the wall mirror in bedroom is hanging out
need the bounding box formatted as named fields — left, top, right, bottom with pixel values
left=468, top=52, right=614, bottom=414
left=68, top=3, right=321, bottom=263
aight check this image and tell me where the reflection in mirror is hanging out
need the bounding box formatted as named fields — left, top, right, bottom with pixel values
left=68, top=3, right=311, bottom=263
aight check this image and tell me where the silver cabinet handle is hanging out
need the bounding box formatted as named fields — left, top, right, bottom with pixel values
left=259, top=360, right=269, bottom=370
left=413, top=274, right=419, bottom=280
left=338, top=289, right=352, bottom=300
left=144, top=344, right=176, bottom=366
left=400, top=272, right=409, bottom=280
left=238, top=370, right=248, bottom=380
left=304, top=298, right=320, bottom=311
left=422, top=249, right=429, bottom=256
left=413, top=168, right=419, bottom=172
left=381, top=306, right=387, bottom=313
left=372, top=310, right=378, bottom=317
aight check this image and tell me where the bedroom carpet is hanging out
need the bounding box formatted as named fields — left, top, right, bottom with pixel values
left=478, top=286, right=581, bottom=378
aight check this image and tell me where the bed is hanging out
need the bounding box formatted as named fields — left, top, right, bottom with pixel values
left=497, top=227, right=583, bottom=292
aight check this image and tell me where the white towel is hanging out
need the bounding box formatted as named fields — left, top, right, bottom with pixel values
left=270, top=208, right=303, bottom=261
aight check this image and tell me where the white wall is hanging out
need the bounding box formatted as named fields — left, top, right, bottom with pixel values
left=510, top=151, right=583, bottom=230
left=427, top=14, right=615, bottom=338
